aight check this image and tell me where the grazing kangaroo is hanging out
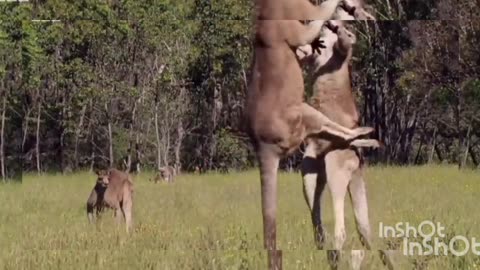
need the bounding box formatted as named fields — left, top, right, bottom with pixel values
left=245, top=0, right=378, bottom=269
left=296, top=7, right=395, bottom=270
left=86, top=168, right=134, bottom=233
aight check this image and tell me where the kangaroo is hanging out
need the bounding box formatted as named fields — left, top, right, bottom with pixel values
left=245, top=0, right=378, bottom=269
left=149, top=166, right=177, bottom=183
left=296, top=7, right=395, bottom=270
left=86, top=168, right=134, bottom=233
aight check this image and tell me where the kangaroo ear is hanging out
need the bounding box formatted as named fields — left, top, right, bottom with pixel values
left=94, top=169, right=100, bottom=176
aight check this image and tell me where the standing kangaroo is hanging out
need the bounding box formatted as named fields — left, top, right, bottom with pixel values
left=296, top=5, right=395, bottom=270
left=245, top=0, right=379, bottom=269
left=150, top=166, right=176, bottom=183
left=86, top=168, right=134, bottom=233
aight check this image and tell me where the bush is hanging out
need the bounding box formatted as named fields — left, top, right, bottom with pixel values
left=214, top=128, right=250, bottom=171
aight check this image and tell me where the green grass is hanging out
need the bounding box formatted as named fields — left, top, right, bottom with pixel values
left=1, top=165, right=479, bottom=269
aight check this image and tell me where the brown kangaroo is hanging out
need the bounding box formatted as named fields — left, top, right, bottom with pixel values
left=86, top=168, right=134, bottom=233
left=296, top=7, right=395, bottom=270
left=150, top=166, right=176, bottom=183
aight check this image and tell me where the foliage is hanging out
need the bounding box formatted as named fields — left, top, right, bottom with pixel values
left=0, top=0, right=478, bottom=176
left=214, top=128, right=250, bottom=170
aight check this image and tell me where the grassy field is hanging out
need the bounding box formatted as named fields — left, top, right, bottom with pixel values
left=1, top=165, right=479, bottom=269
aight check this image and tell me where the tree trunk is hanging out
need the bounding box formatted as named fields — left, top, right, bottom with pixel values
left=455, top=87, right=462, bottom=166
left=108, top=121, right=113, bottom=167
left=74, top=103, right=87, bottom=169
left=427, top=128, right=437, bottom=163
left=145, top=118, right=151, bottom=140
left=105, top=101, right=114, bottom=167
left=208, top=84, right=222, bottom=169
left=395, top=0, right=404, bottom=18
left=134, top=134, right=141, bottom=173
left=36, top=102, right=41, bottom=174
left=86, top=100, right=95, bottom=172
left=162, top=127, right=170, bottom=167
left=459, top=126, right=471, bottom=169
left=174, top=121, right=184, bottom=174
left=155, top=103, right=161, bottom=170
left=89, top=132, right=95, bottom=172
left=469, top=146, right=478, bottom=168
left=59, top=94, right=68, bottom=174
left=126, top=101, right=138, bottom=173
left=403, top=114, right=418, bottom=164
left=22, top=109, right=31, bottom=151
left=60, top=128, right=66, bottom=173
left=0, top=97, right=6, bottom=181
left=241, top=68, right=248, bottom=92
left=414, top=137, right=424, bottom=165
left=385, top=0, right=393, bottom=17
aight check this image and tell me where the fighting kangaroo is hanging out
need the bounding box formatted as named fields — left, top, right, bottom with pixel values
left=296, top=4, right=395, bottom=270
left=245, top=0, right=379, bottom=269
